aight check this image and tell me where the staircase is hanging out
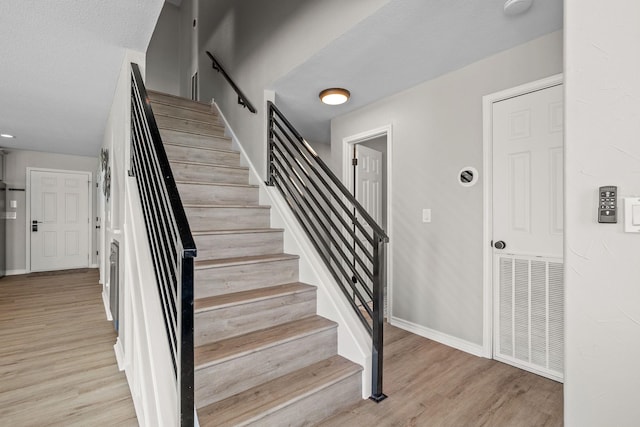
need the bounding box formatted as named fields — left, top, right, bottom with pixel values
left=147, top=91, right=363, bottom=426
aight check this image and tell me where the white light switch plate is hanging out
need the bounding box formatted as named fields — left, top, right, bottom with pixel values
left=422, top=208, right=431, bottom=223
left=624, top=197, right=640, bottom=232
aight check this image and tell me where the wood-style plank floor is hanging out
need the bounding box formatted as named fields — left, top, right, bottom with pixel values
left=0, top=269, right=137, bottom=426
left=319, top=324, right=563, bottom=427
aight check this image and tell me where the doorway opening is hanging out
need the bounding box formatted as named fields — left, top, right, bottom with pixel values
left=483, top=74, right=564, bottom=382
left=342, top=125, right=393, bottom=318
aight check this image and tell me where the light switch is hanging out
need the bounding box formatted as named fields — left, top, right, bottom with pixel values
left=9, top=200, right=16, bottom=208
left=624, top=197, right=640, bottom=232
left=422, top=209, right=431, bottom=223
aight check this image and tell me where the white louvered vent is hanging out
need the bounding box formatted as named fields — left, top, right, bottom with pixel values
left=496, top=255, right=564, bottom=381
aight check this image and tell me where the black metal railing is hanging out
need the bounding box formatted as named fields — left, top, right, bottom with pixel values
left=130, top=63, right=196, bottom=426
left=266, top=101, right=389, bottom=402
left=206, top=51, right=257, bottom=114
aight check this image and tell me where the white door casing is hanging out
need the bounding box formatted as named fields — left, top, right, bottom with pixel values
left=489, top=82, right=564, bottom=381
left=342, top=125, right=393, bottom=318
left=29, top=169, right=91, bottom=272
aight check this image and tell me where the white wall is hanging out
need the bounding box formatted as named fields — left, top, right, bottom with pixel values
left=564, top=1, right=640, bottom=425
left=179, top=0, right=198, bottom=98
left=331, top=31, right=563, bottom=349
left=306, top=140, right=332, bottom=166
left=197, top=0, right=391, bottom=179
left=3, top=149, right=98, bottom=274
left=147, top=2, right=181, bottom=96
left=100, top=49, right=179, bottom=426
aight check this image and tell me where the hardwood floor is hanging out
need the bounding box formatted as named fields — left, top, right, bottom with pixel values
left=319, top=324, right=563, bottom=427
left=0, top=269, right=137, bottom=426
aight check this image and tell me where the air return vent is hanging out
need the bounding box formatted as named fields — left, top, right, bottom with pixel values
left=496, top=255, right=564, bottom=381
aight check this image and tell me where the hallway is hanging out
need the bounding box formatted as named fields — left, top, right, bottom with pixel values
left=0, top=269, right=137, bottom=425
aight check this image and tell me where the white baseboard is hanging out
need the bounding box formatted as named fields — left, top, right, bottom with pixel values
left=102, top=290, right=113, bottom=321
left=390, top=316, right=485, bottom=358
left=114, top=337, right=125, bottom=371
left=5, top=269, right=27, bottom=276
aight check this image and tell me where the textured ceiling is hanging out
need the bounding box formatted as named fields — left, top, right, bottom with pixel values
left=272, top=0, right=563, bottom=143
left=0, top=0, right=164, bottom=156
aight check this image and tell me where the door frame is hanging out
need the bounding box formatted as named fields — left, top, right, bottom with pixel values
left=342, top=124, right=393, bottom=318
left=481, top=74, right=564, bottom=357
left=26, top=167, right=93, bottom=273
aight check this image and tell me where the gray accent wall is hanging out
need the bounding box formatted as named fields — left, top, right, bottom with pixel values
left=3, top=150, right=98, bottom=273
left=330, top=31, right=563, bottom=346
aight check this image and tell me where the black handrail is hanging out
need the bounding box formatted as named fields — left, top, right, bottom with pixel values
left=206, top=51, right=257, bottom=114
left=266, top=101, right=388, bottom=402
left=130, top=63, right=196, bottom=426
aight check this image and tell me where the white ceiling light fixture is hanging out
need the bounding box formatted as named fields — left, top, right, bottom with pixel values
left=0, top=134, right=15, bottom=139
left=504, top=0, right=533, bottom=16
left=319, top=88, right=350, bottom=105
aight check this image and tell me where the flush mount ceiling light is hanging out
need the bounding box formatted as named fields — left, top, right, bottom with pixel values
left=319, top=88, right=350, bottom=105
left=0, top=134, right=15, bottom=139
left=504, top=0, right=533, bottom=16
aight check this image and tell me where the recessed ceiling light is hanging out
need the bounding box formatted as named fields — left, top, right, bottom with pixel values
left=319, top=88, right=350, bottom=105
left=504, top=0, right=533, bottom=16
left=0, top=134, right=15, bottom=139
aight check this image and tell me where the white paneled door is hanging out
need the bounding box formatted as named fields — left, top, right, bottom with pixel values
left=352, top=144, right=383, bottom=305
left=355, top=144, right=383, bottom=225
left=492, top=84, right=564, bottom=381
left=30, top=170, right=90, bottom=272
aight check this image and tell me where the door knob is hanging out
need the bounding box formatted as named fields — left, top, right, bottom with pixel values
left=494, top=240, right=507, bottom=250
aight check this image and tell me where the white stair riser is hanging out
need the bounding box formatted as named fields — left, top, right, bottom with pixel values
left=151, top=101, right=218, bottom=123
left=185, top=207, right=271, bottom=231
left=195, top=327, right=337, bottom=408
left=195, top=259, right=299, bottom=298
left=248, top=373, right=362, bottom=427
left=160, top=129, right=232, bottom=151
left=165, top=144, right=240, bottom=166
left=194, top=231, right=283, bottom=260
left=170, top=162, right=249, bottom=185
left=148, top=92, right=212, bottom=112
left=194, top=289, right=316, bottom=345
left=177, top=183, right=258, bottom=205
left=156, top=115, right=225, bottom=136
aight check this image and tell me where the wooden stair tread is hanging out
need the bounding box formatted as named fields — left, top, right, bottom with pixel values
left=158, top=127, right=226, bottom=138
left=164, top=141, right=237, bottom=154
left=192, top=228, right=283, bottom=237
left=150, top=99, right=217, bottom=116
left=194, top=316, right=336, bottom=368
left=169, top=159, right=247, bottom=170
left=155, top=112, right=224, bottom=127
left=194, top=253, right=299, bottom=269
left=194, top=282, right=315, bottom=312
left=148, top=90, right=212, bottom=108
left=183, top=203, right=270, bottom=209
left=176, top=180, right=257, bottom=189
left=160, top=129, right=231, bottom=142
left=196, top=355, right=362, bottom=426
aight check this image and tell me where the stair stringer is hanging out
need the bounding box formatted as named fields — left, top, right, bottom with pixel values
left=213, top=101, right=373, bottom=399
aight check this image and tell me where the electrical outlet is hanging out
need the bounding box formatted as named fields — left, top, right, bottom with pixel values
left=422, top=208, right=431, bottom=223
